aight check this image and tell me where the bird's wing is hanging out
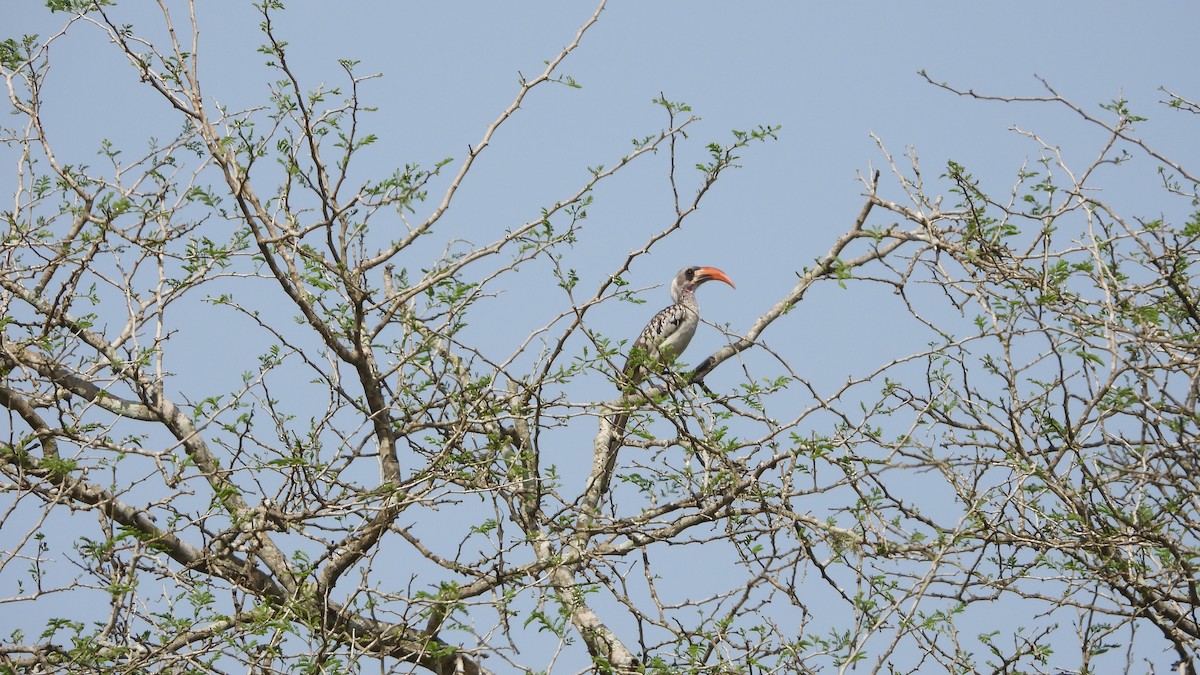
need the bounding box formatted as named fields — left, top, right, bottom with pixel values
left=622, top=303, right=695, bottom=385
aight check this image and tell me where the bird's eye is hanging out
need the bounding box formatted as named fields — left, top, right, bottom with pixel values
left=685, top=267, right=696, bottom=279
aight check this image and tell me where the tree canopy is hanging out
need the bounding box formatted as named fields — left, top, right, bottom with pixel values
left=2, top=2, right=1199, bottom=674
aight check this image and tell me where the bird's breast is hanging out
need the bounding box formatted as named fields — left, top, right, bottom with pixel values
left=659, top=319, right=697, bottom=357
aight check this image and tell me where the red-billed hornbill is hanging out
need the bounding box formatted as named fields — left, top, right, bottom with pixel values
left=621, top=265, right=736, bottom=388
left=602, top=265, right=735, bottom=486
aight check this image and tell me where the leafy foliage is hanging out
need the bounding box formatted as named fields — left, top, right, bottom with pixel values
left=2, top=3, right=1199, bottom=675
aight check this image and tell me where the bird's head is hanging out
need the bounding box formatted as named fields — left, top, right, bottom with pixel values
left=672, top=265, right=735, bottom=300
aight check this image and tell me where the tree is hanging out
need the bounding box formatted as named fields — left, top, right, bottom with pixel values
left=2, top=2, right=1198, bottom=673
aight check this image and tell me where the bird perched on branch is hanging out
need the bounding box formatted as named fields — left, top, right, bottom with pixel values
left=596, top=265, right=735, bottom=497
left=620, top=265, right=736, bottom=389
left=594, top=266, right=734, bottom=501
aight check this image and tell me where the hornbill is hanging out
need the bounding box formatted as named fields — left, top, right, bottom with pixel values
left=599, top=266, right=735, bottom=494
left=620, top=265, right=736, bottom=388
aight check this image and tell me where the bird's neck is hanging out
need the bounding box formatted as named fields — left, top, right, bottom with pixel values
left=673, top=288, right=699, bottom=309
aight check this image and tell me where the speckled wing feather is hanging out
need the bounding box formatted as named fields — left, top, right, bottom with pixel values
left=621, top=302, right=697, bottom=387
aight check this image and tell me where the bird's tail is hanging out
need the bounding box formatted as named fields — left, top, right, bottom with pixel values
left=607, top=410, right=630, bottom=452
left=596, top=408, right=630, bottom=498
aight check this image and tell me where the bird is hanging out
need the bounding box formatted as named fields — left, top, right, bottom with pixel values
left=620, top=265, right=735, bottom=389
left=594, top=266, right=735, bottom=500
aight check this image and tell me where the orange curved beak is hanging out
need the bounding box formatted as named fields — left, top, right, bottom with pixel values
left=695, top=266, right=735, bottom=289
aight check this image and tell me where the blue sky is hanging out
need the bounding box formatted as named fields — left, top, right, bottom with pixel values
left=5, top=1, right=1199, bottom=671
left=15, top=2, right=1197, bottom=309
left=22, top=1, right=1194, bottom=374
